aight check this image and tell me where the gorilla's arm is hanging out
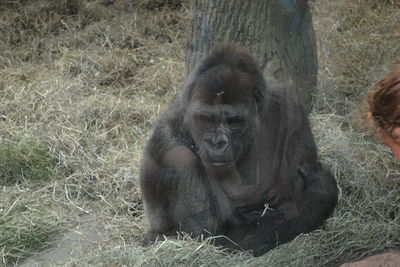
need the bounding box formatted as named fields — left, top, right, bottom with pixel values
left=140, top=105, right=219, bottom=244
left=215, top=163, right=338, bottom=256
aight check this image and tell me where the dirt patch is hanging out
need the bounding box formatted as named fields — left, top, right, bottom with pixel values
left=17, top=213, right=105, bottom=267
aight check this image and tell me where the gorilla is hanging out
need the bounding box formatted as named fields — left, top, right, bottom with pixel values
left=140, top=44, right=338, bottom=256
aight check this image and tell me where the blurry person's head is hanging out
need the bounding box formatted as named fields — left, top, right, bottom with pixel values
left=368, top=66, right=400, bottom=159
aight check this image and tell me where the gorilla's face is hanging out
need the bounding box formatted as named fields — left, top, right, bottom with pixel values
left=185, top=66, right=257, bottom=169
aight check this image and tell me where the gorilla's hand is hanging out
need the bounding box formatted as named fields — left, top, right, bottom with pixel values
left=237, top=205, right=286, bottom=225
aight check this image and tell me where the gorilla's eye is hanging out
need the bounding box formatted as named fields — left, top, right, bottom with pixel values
left=226, top=116, right=244, bottom=125
left=195, top=114, right=212, bottom=124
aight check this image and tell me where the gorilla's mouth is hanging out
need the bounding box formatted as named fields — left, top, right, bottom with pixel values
left=211, top=161, right=230, bottom=167
left=209, top=160, right=234, bottom=167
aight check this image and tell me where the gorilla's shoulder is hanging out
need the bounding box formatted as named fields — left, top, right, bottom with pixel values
left=265, top=80, right=305, bottom=112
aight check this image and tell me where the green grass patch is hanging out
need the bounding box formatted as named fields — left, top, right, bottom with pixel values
left=0, top=196, right=60, bottom=265
left=0, top=135, right=57, bottom=185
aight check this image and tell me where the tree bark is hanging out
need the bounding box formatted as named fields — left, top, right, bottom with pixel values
left=186, top=0, right=317, bottom=113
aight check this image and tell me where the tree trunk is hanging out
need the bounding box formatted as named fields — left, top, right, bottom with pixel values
left=186, top=0, right=317, bottom=113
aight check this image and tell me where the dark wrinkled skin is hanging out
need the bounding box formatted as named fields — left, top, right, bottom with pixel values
left=139, top=45, right=338, bottom=256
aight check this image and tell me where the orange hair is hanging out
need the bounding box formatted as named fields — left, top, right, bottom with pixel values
left=368, top=66, right=400, bottom=131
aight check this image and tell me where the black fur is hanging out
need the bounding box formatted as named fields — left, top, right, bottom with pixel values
left=140, top=44, right=338, bottom=256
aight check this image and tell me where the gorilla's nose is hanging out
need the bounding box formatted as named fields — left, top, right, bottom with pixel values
left=204, top=134, right=229, bottom=153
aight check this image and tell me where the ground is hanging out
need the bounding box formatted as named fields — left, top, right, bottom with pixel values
left=0, top=0, right=399, bottom=266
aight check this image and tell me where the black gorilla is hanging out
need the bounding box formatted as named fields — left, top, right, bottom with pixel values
left=140, top=45, right=338, bottom=256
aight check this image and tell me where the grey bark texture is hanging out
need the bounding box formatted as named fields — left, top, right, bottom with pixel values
left=186, top=0, right=317, bottom=113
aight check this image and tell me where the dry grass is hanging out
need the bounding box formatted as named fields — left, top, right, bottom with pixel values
left=312, top=0, right=400, bottom=115
left=0, top=0, right=399, bottom=266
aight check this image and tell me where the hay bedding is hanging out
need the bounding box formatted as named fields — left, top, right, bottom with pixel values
left=0, top=0, right=399, bottom=266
